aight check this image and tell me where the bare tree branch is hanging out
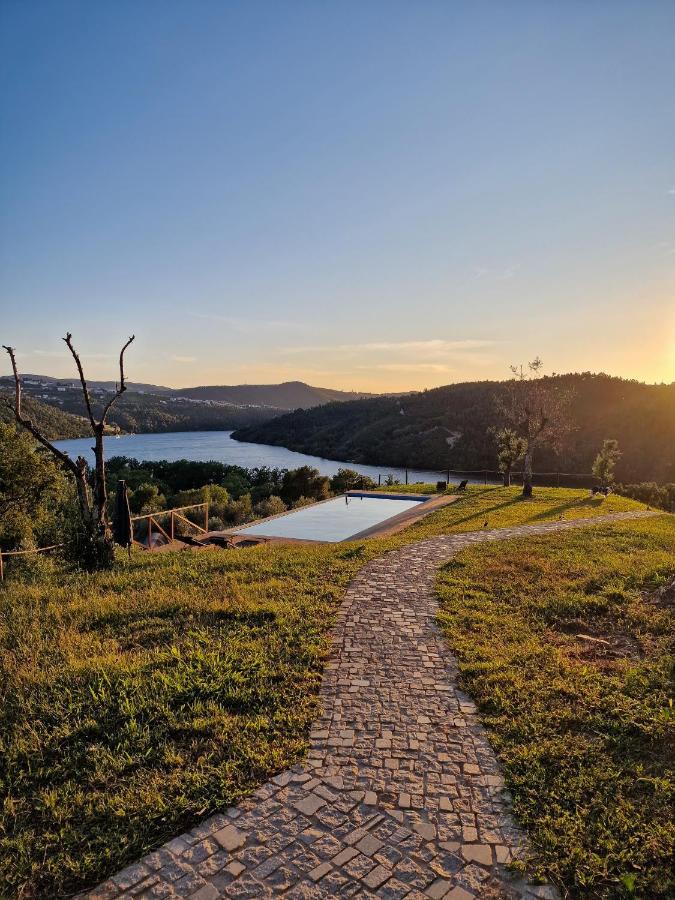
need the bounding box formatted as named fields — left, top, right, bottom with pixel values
left=2, top=345, right=81, bottom=478
left=101, top=335, right=135, bottom=421
left=62, top=332, right=98, bottom=430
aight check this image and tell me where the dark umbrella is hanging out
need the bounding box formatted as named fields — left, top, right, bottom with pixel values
left=113, top=480, right=132, bottom=548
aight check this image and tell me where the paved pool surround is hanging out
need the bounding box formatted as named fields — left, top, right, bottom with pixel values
left=225, top=492, right=457, bottom=545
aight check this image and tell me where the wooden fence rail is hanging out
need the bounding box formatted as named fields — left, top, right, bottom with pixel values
left=130, top=502, right=209, bottom=550
left=0, top=543, right=67, bottom=582
left=1, top=503, right=210, bottom=578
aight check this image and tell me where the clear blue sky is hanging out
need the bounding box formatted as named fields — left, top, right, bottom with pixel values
left=1, top=1, right=674, bottom=389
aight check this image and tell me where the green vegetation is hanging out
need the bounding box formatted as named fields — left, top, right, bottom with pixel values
left=616, top=481, right=675, bottom=513
left=49, top=389, right=276, bottom=435
left=0, top=424, right=75, bottom=554
left=384, top=484, right=646, bottom=538
left=0, top=484, right=661, bottom=897
left=436, top=515, right=674, bottom=898
left=233, top=372, right=675, bottom=483
left=0, top=543, right=368, bottom=897
left=0, top=390, right=88, bottom=439
left=0, top=378, right=376, bottom=439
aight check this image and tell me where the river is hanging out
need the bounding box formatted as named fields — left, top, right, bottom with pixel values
left=53, top=430, right=458, bottom=485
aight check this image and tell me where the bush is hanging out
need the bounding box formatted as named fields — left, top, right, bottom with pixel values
left=224, top=494, right=253, bottom=525
left=253, top=495, right=286, bottom=519
left=129, top=482, right=166, bottom=515
left=616, top=482, right=675, bottom=512
left=291, top=496, right=314, bottom=509
left=0, top=423, right=74, bottom=553
left=329, top=468, right=376, bottom=493
left=281, top=466, right=330, bottom=503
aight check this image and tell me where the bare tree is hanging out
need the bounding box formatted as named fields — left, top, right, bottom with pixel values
left=2, top=333, right=134, bottom=569
left=497, top=358, right=573, bottom=497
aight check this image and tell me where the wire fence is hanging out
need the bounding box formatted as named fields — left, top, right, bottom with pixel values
left=377, top=468, right=597, bottom=489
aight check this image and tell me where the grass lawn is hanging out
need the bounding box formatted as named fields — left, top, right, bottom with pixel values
left=0, top=485, right=657, bottom=897
left=437, top=514, right=674, bottom=898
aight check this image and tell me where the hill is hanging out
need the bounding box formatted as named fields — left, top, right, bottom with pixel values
left=173, top=381, right=374, bottom=408
left=0, top=376, right=375, bottom=437
left=0, top=390, right=89, bottom=439
left=233, top=373, right=675, bottom=483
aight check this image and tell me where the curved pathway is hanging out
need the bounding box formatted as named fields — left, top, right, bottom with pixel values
left=88, top=511, right=653, bottom=900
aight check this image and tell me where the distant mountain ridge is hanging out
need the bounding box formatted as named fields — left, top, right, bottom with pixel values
left=233, top=373, right=675, bottom=484
left=0, top=376, right=375, bottom=438
left=174, top=381, right=375, bottom=408
left=0, top=376, right=373, bottom=409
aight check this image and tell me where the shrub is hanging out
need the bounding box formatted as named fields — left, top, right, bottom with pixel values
left=281, top=466, right=330, bottom=503
left=329, top=468, right=376, bottom=493
left=253, top=495, right=286, bottom=519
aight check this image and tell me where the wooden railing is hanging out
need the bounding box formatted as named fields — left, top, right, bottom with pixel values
left=130, top=502, right=209, bottom=550
left=0, top=543, right=67, bottom=581
left=1, top=503, right=211, bottom=578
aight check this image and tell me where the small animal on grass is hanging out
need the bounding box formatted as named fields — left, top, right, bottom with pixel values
left=591, top=485, right=613, bottom=497
left=483, top=520, right=489, bottom=528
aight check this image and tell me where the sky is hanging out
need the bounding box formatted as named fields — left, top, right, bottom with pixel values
left=1, top=0, right=674, bottom=391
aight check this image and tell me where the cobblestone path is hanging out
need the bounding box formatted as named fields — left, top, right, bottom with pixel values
left=88, top=511, right=653, bottom=900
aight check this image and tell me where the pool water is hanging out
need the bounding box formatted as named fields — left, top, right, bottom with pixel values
left=236, top=494, right=426, bottom=542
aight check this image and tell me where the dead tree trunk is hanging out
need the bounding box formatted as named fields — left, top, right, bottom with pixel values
left=522, top=448, right=534, bottom=498
left=2, top=333, right=134, bottom=570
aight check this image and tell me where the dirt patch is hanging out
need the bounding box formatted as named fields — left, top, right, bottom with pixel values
left=642, top=574, right=675, bottom=610
left=550, top=620, right=644, bottom=670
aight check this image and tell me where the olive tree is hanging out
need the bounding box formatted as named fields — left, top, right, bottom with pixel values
left=497, top=358, right=573, bottom=498
left=592, top=439, right=622, bottom=489
left=494, top=428, right=527, bottom=487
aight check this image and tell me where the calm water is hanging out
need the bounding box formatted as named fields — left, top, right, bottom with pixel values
left=238, top=495, right=425, bottom=542
left=53, top=430, right=450, bottom=484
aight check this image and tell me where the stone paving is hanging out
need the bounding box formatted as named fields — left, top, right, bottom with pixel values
left=86, top=511, right=653, bottom=900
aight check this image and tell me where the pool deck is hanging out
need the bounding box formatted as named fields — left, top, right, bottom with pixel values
left=211, top=492, right=459, bottom=546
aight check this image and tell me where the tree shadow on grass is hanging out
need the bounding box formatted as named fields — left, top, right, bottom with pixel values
left=436, top=494, right=527, bottom=529
left=527, top=496, right=608, bottom=522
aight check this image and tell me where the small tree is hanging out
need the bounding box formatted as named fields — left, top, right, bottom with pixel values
left=592, top=439, right=622, bottom=489
left=495, top=428, right=527, bottom=487
left=2, top=334, right=134, bottom=569
left=497, top=358, right=573, bottom=498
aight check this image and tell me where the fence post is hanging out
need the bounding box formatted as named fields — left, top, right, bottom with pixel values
left=484, top=469, right=488, bottom=485
left=0, top=551, right=3, bottom=582
left=205, top=503, right=209, bottom=532
left=148, top=517, right=152, bottom=551
left=378, top=474, right=381, bottom=485
left=405, top=467, right=408, bottom=485
left=170, top=511, right=174, bottom=540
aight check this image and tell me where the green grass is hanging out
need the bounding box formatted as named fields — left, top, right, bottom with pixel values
left=390, top=483, right=645, bottom=540
left=0, top=486, right=654, bottom=897
left=436, top=515, right=674, bottom=898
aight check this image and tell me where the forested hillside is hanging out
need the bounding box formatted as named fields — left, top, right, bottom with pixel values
left=0, top=390, right=89, bottom=439
left=49, top=392, right=276, bottom=435
left=234, top=373, right=675, bottom=483
left=0, top=377, right=374, bottom=437
left=174, top=380, right=374, bottom=407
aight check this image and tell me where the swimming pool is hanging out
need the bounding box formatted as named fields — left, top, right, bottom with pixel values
left=234, top=493, right=428, bottom=543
